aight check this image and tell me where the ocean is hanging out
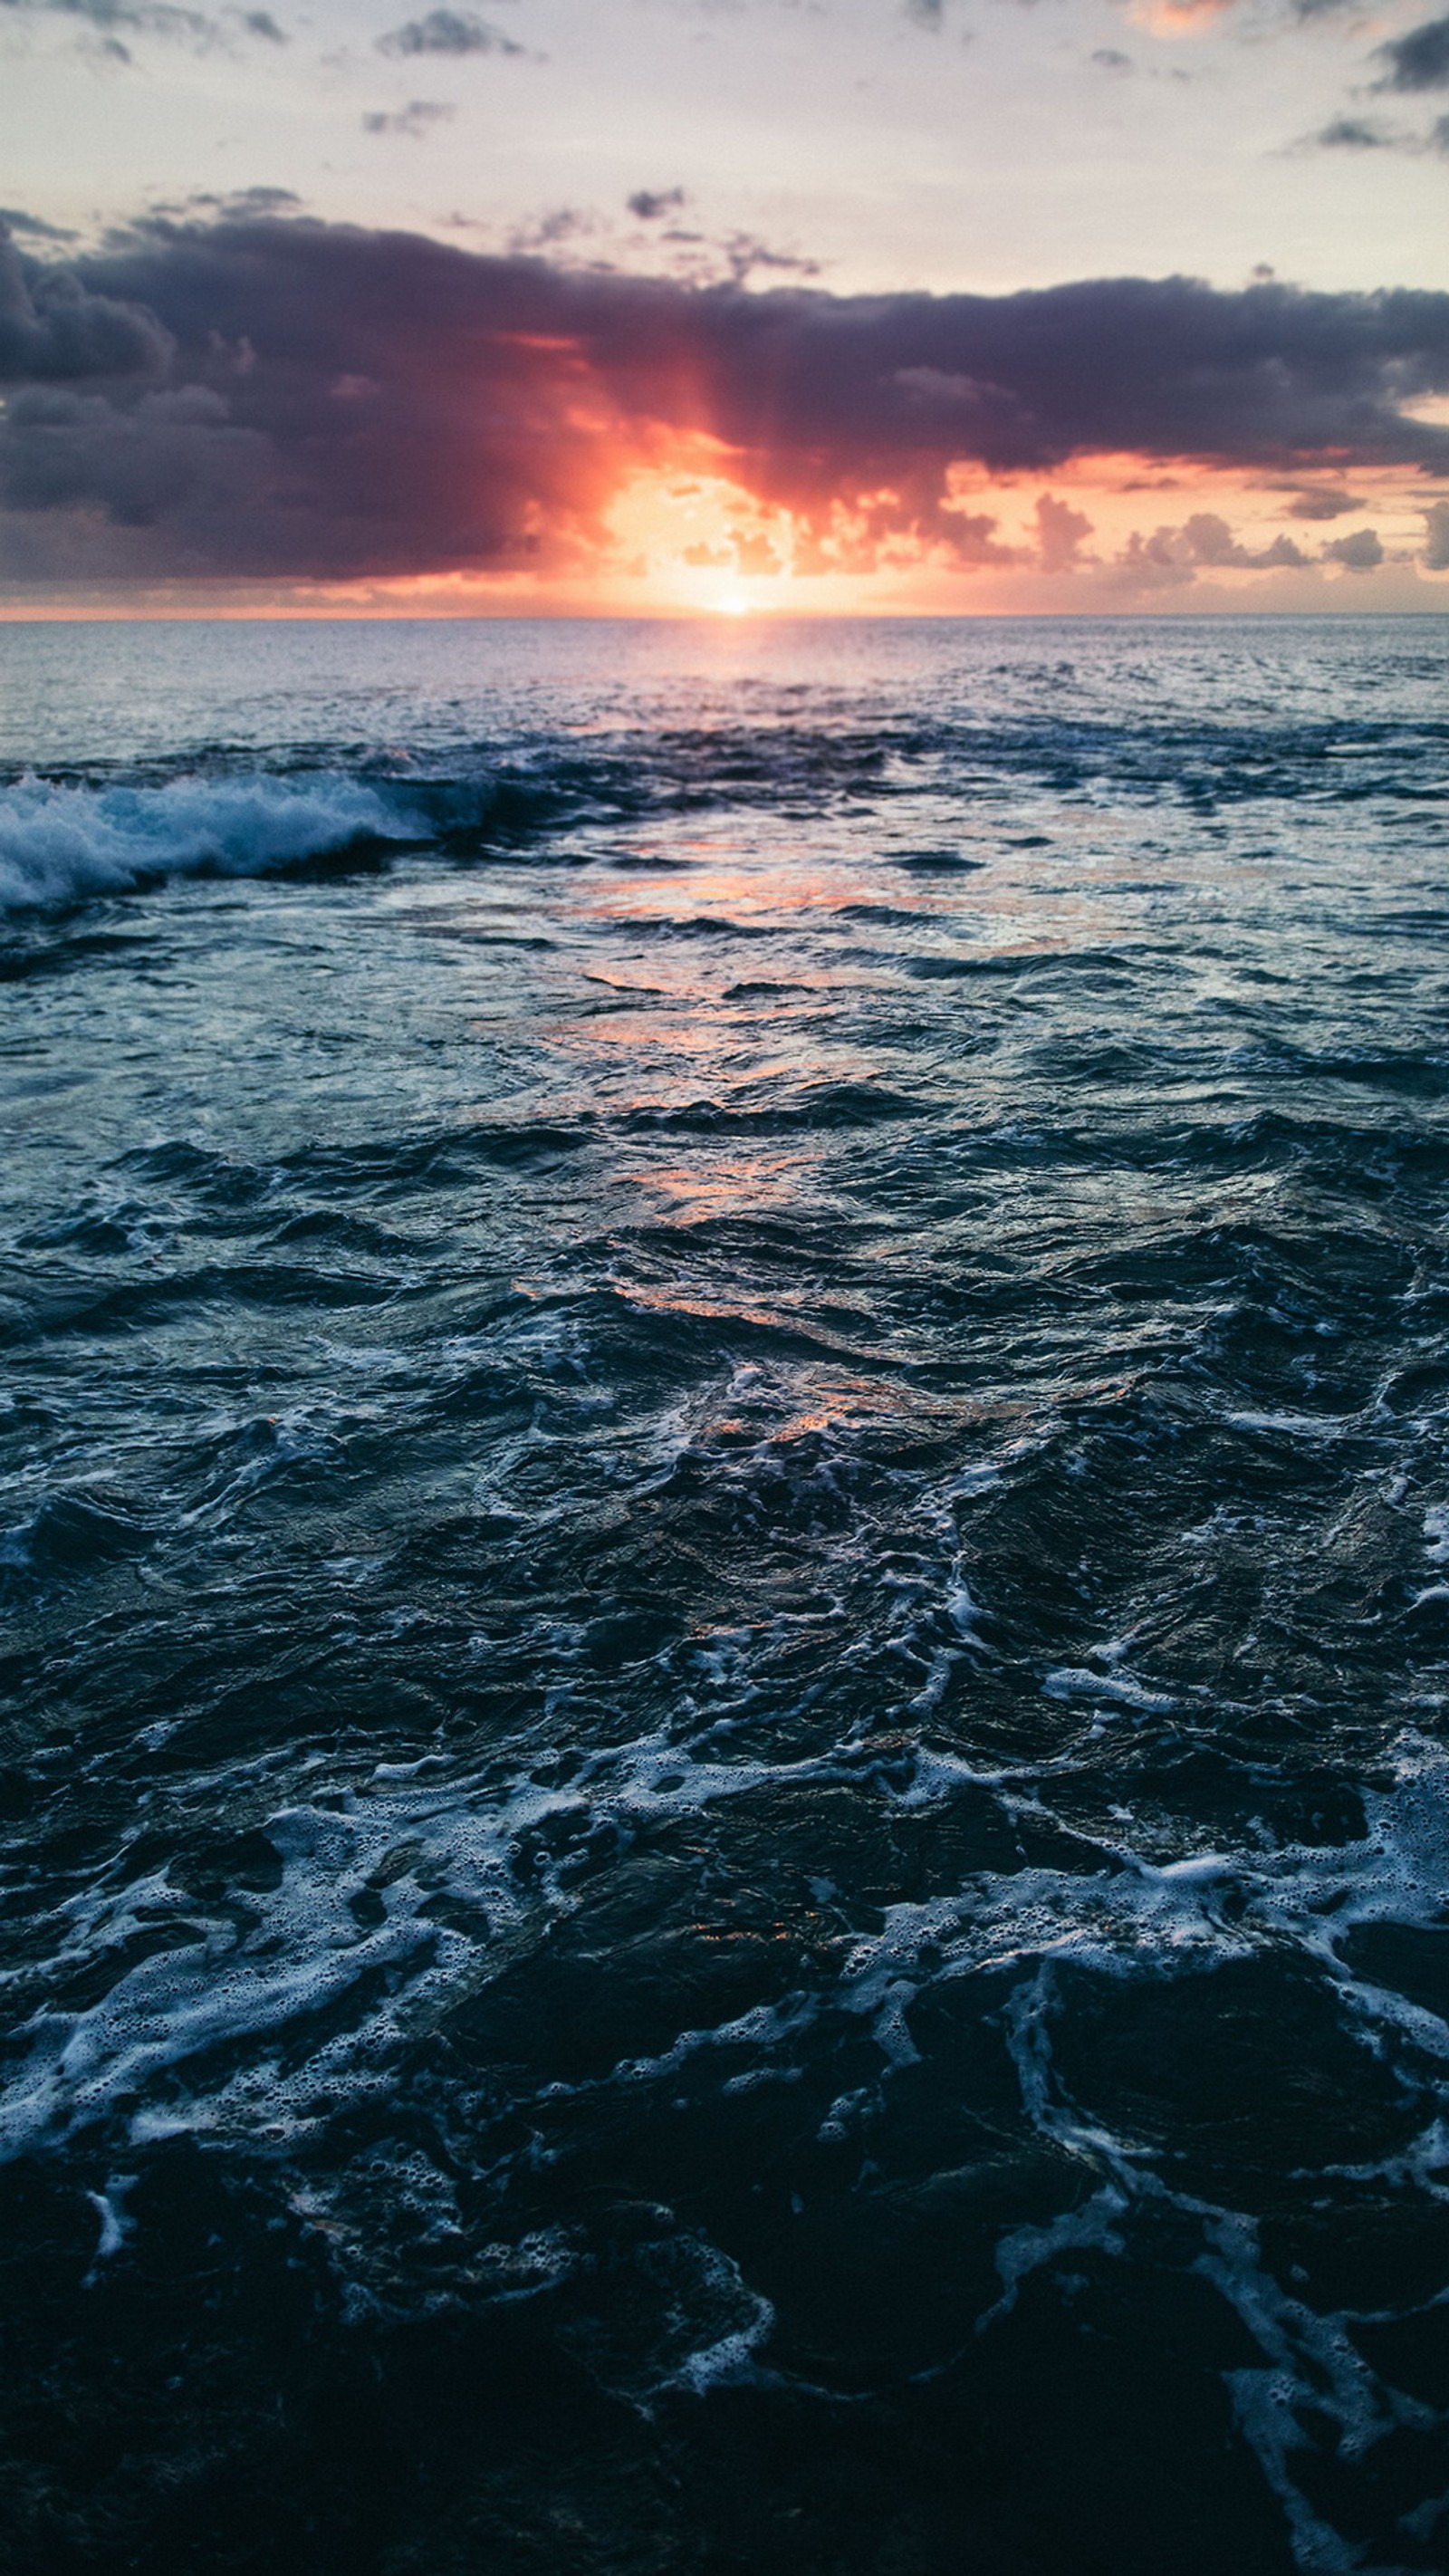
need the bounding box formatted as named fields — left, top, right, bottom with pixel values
left=2, top=613, right=1448, bottom=2573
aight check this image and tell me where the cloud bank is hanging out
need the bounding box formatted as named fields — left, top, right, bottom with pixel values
left=1, top=213, right=1446, bottom=590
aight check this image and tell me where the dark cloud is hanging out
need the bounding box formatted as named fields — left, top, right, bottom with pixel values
left=1321, top=526, right=1385, bottom=568
left=1281, top=485, right=1366, bottom=518
left=1090, top=49, right=1133, bottom=72
left=0, top=207, right=79, bottom=242
left=0, top=228, right=172, bottom=382
left=361, top=100, right=456, bottom=136
left=3, top=216, right=1449, bottom=584
left=0, top=381, right=267, bottom=528
left=1313, top=117, right=1396, bottom=149
left=240, top=6, right=284, bottom=35
left=1374, top=13, right=1449, bottom=91
left=378, top=8, right=522, bottom=57
left=629, top=188, right=688, bottom=222
left=1306, top=101, right=1449, bottom=157
left=718, top=234, right=821, bottom=284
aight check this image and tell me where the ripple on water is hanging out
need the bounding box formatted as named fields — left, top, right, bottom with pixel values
left=1, top=616, right=1447, bottom=2572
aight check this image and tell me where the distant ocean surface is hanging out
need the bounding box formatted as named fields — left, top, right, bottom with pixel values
left=4, top=615, right=1449, bottom=2575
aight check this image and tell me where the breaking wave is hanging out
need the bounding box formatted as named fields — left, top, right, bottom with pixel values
left=0, top=771, right=427, bottom=910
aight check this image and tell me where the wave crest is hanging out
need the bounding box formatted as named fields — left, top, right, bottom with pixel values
left=0, top=773, right=425, bottom=911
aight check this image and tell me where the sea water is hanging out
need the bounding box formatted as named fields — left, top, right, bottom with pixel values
left=2, top=615, right=1448, bottom=2571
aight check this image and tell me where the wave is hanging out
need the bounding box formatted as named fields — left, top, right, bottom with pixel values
left=0, top=723, right=908, bottom=915
left=0, top=772, right=427, bottom=911
left=7, top=683, right=1447, bottom=919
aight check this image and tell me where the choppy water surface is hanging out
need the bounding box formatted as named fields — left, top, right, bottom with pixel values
left=3, top=615, right=1449, bottom=2574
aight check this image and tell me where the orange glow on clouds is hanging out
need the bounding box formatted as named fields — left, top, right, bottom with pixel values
left=565, top=452, right=1441, bottom=620
left=6, top=447, right=1439, bottom=621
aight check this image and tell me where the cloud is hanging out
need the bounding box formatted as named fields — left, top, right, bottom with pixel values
left=1423, top=499, right=1449, bottom=567
left=1090, top=48, right=1134, bottom=72
left=0, top=0, right=285, bottom=48
left=717, top=233, right=821, bottom=284
left=215, top=185, right=300, bottom=212
left=3, top=216, right=1449, bottom=585
left=0, top=207, right=80, bottom=242
left=1118, top=511, right=1308, bottom=580
left=1312, top=117, right=1396, bottom=149
left=361, top=100, right=456, bottom=136
left=378, top=7, right=522, bottom=56
left=505, top=207, right=596, bottom=255
left=1281, top=485, right=1365, bottom=518
left=0, top=227, right=172, bottom=381
left=0, top=0, right=208, bottom=43
left=1137, top=0, right=1358, bottom=24
left=629, top=188, right=688, bottom=222
left=1305, top=101, right=1449, bottom=159
left=1374, top=13, right=1449, bottom=91
left=1033, top=491, right=1093, bottom=572
left=0, top=380, right=268, bottom=530
left=1321, top=525, right=1385, bottom=568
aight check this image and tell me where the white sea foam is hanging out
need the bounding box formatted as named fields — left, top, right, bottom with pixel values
left=2, top=1704, right=1447, bottom=2510
left=0, top=772, right=423, bottom=910
left=1223, top=1409, right=1356, bottom=1440
left=1041, top=1665, right=1178, bottom=1712
left=6, top=1715, right=1445, bottom=2179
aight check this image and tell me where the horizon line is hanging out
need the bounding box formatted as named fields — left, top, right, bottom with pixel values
left=3, top=604, right=1448, bottom=626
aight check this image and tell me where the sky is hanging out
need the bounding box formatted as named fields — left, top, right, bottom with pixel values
left=1, top=0, right=1447, bottom=612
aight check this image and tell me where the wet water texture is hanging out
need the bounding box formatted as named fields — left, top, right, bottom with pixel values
left=3, top=615, right=1449, bottom=2575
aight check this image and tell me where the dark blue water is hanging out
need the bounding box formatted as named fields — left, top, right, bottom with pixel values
left=3, top=616, right=1449, bottom=2574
